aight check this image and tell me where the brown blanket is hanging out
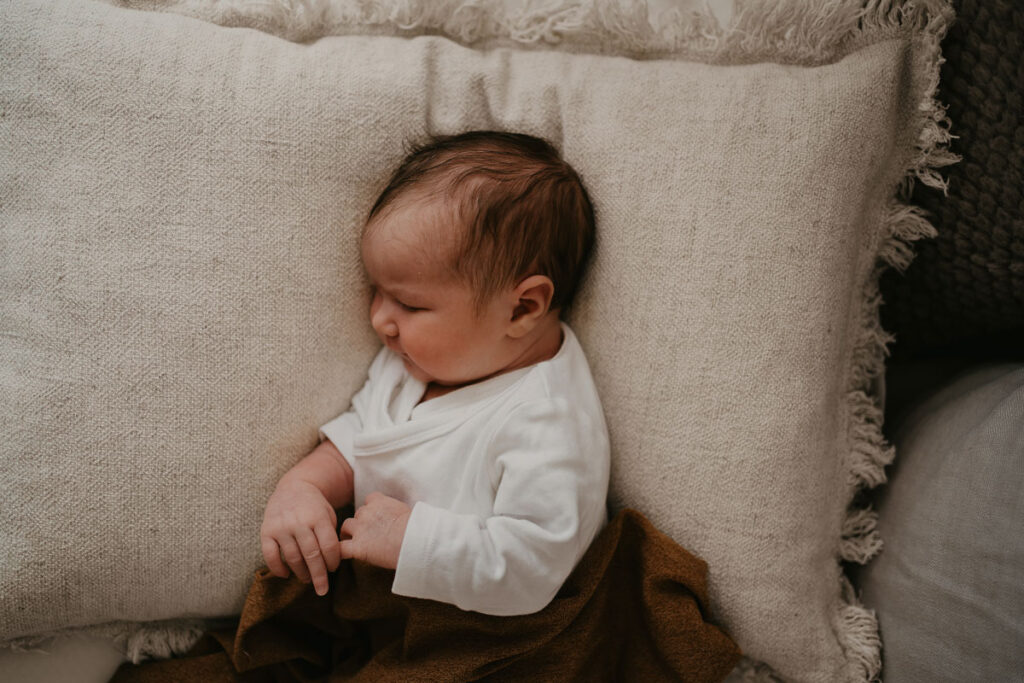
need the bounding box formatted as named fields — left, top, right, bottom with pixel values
left=112, top=509, right=740, bottom=682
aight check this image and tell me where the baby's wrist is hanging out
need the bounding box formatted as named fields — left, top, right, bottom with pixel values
left=276, top=470, right=323, bottom=498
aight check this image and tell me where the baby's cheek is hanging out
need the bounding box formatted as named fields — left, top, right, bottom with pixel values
left=419, top=346, right=452, bottom=375
left=416, top=343, right=461, bottom=380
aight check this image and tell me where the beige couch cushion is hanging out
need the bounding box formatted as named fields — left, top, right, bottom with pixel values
left=0, top=0, right=955, bottom=680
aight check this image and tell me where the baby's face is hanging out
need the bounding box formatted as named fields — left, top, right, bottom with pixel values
left=361, top=200, right=517, bottom=388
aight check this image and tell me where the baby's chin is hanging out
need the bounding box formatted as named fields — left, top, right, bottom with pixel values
left=401, top=357, right=485, bottom=389
left=401, top=357, right=443, bottom=386
left=399, top=356, right=427, bottom=380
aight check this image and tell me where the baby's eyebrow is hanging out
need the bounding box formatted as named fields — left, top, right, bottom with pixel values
left=382, top=284, right=417, bottom=300
left=367, top=279, right=406, bottom=299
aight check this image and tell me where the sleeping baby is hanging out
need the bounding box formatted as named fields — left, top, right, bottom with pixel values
left=259, top=130, right=610, bottom=615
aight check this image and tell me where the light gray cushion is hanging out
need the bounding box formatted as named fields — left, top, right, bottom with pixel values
left=857, top=363, right=1024, bottom=681
left=0, top=636, right=124, bottom=683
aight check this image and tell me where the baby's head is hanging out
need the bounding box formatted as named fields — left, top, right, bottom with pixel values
left=361, top=131, right=595, bottom=388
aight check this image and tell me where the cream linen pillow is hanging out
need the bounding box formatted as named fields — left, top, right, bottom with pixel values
left=0, top=0, right=955, bottom=680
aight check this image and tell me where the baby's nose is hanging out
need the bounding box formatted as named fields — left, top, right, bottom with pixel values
left=370, top=301, right=399, bottom=338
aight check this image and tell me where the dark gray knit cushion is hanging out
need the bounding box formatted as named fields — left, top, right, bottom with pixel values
left=880, top=0, right=1023, bottom=357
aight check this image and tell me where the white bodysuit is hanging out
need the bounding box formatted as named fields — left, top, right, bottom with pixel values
left=318, top=323, right=610, bottom=616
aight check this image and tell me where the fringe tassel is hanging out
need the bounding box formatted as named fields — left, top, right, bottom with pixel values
left=115, top=619, right=207, bottom=664
left=842, top=507, right=884, bottom=563
left=878, top=202, right=940, bottom=272
left=835, top=2, right=956, bottom=681
left=845, top=390, right=896, bottom=497
left=96, top=0, right=927, bottom=64
left=4, top=618, right=206, bottom=664
left=842, top=0, right=955, bottom=563
left=730, top=658, right=786, bottom=683
left=836, top=576, right=884, bottom=680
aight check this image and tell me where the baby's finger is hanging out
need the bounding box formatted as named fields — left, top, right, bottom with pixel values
left=278, top=537, right=311, bottom=584
left=261, top=537, right=290, bottom=578
left=295, top=528, right=330, bottom=596
left=339, top=517, right=356, bottom=542
left=339, top=537, right=361, bottom=562
left=314, top=520, right=341, bottom=573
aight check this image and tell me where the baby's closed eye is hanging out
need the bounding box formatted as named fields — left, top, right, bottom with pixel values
left=397, top=300, right=427, bottom=312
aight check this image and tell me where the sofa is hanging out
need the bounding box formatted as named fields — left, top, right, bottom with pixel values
left=1, top=0, right=1020, bottom=681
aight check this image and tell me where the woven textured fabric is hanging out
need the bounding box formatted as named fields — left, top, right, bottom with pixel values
left=0, top=1, right=956, bottom=681
left=880, top=0, right=1023, bottom=357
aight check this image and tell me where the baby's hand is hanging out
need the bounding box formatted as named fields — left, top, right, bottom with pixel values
left=339, top=492, right=411, bottom=570
left=260, top=477, right=339, bottom=596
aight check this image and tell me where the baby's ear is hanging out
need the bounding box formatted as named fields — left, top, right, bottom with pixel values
left=508, top=275, right=554, bottom=337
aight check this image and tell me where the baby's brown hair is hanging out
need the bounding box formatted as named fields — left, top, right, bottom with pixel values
left=366, top=131, right=596, bottom=314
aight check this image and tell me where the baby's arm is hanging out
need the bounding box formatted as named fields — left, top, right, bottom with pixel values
left=392, top=399, right=610, bottom=615
left=260, top=439, right=354, bottom=596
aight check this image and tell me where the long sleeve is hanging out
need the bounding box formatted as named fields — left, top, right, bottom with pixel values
left=390, top=397, right=610, bottom=615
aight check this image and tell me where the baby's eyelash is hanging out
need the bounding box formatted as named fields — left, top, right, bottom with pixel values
left=398, top=300, right=424, bottom=312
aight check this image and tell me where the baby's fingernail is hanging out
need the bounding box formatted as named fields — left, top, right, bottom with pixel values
left=316, top=585, right=326, bottom=596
